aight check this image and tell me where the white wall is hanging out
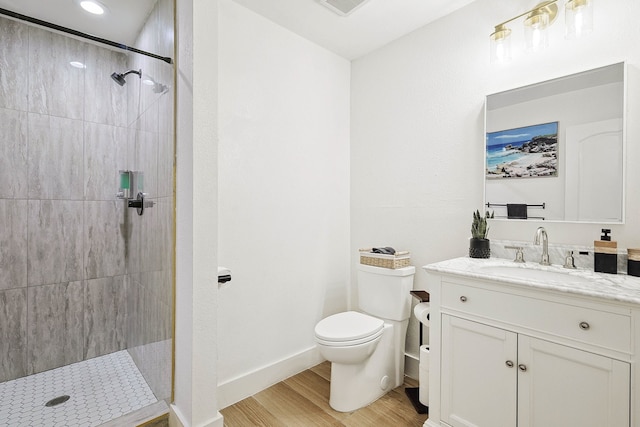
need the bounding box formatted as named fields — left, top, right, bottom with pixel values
left=173, top=0, right=222, bottom=426
left=216, top=0, right=351, bottom=407
left=351, top=0, right=640, bottom=360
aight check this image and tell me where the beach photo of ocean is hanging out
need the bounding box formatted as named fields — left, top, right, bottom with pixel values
left=486, top=122, right=558, bottom=179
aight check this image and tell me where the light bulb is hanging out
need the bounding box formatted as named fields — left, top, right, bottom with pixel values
left=565, top=0, right=593, bottom=39
left=490, top=25, right=512, bottom=63
left=524, top=9, right=549, bottom=53
left=532, top=28, right=542, bottom=49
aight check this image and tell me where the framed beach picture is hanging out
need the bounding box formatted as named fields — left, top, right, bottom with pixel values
left=486, top=122, right=559, bottom=179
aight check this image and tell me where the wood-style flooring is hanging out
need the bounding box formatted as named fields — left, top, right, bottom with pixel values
left=221, top=362, right=429, bottom=427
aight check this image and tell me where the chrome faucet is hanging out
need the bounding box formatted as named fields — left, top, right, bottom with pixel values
left=534, top=227, right=551, bottom=266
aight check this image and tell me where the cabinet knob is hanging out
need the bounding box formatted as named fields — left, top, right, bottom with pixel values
left=518, top=364, right=527, bottom=372
left=459, top=296, right=467, bottom=302
left=505, top=360, right=514, bottom=368
left=579, top=321, right=590, bottom=330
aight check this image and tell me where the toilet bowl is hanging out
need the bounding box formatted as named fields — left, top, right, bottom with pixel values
left=315, top=311, right=384, bottom=364
left=314, top=264, right=415, bottom=412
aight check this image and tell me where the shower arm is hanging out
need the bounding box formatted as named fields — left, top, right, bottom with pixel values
left=123, top=70, right=142, bottom=78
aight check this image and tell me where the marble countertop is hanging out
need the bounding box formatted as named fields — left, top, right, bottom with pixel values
left=424, top=257, right=640, bottom=306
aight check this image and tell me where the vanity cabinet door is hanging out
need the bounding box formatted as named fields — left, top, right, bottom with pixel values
left=517, top=335, right=630, bottom=427
left=441, top=315, right=517, bottom=427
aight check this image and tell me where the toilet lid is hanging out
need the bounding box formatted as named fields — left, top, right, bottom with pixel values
left=315, top=311, right=384, bottom=342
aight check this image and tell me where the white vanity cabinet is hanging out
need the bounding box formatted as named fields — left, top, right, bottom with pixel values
left=441, top=315, right=629, bottom=427
left=424, top=260, right=638, bottom=427
left=441, top=315, right=517, bottom=426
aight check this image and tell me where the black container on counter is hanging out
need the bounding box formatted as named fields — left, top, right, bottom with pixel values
left=594, top=229, right=617, bottom=274
left=628, top=249, right=640, bottom=277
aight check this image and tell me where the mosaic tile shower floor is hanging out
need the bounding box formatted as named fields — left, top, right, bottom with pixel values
left=0, top=350, right=157, bottom=427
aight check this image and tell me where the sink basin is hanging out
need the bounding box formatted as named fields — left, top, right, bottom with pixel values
left=478, top=265, right=594, bottom=284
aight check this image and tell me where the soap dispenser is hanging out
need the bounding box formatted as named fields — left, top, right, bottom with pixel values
left=594, top=229, right=617, bottom=274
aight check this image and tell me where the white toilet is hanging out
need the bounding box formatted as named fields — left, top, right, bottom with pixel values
left=314, top=263, right=415, bottom=412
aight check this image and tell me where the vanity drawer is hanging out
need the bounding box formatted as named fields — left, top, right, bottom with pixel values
left=441, top=282, right=631, bottom=353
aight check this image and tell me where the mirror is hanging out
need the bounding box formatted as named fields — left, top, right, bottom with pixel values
left=485, top=62, right=625, bottom=223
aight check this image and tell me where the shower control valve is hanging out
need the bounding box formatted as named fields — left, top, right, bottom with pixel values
left=127, top=192, right=153, bottom=216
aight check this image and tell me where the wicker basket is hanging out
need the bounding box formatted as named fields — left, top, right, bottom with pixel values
left=359, top=250, right=411, bottom=269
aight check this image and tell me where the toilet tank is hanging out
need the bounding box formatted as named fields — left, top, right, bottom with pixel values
left=357, top=264, right=415, bottom=321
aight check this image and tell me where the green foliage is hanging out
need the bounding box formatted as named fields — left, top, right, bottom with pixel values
left=471, top=210, right=494, bottom=239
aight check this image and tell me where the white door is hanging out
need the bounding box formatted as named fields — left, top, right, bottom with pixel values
left=517, top=335, right=630, bottom=427
left=441, top=315, right=517, bottom=427
left=565, top=118, right=623, bottom=222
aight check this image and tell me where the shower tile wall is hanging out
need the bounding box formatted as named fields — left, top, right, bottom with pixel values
left=0, top=1, right=173, bottom=403
left=0, top=289, right=27, bottom=382
left=27, top=281, right=84, bottom=374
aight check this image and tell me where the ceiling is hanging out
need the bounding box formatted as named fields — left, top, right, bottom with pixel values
left=0, top=0, right=477, bottom=60
left=233, top=0, right=478, bottom=59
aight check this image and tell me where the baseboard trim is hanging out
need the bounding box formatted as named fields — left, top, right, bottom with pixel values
left=169, top=405, right=186, bottom=427
left=169, top=406, right=223, bottom=427
left=217, top=346, right=323, bottom=409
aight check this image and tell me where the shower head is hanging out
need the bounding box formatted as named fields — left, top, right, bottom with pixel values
left=110, top=72, right=126, bottom=86
left=110, top=69, right=142, bottom=86
left=153, top=82, right=169, bottom=94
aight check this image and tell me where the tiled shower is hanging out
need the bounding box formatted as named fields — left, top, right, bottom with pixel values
left=0, top=0, right=174, bottom=424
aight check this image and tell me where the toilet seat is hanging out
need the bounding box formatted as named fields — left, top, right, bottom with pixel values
left=315, top=311, right=384, bottom=346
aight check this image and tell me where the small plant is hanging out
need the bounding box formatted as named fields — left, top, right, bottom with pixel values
left=471, top=210, right=494, bottom=240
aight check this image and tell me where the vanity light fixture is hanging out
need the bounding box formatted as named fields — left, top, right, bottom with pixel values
left=490, top=0, right=593, bottom=63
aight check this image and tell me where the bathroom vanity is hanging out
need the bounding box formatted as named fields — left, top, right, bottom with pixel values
left=423, top=257, right=640, bottom=427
